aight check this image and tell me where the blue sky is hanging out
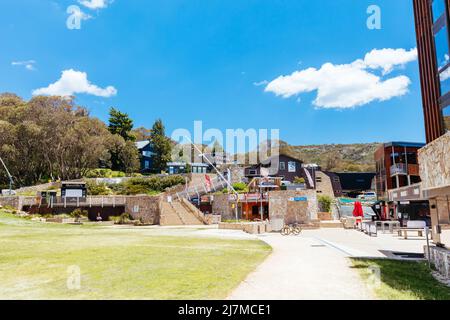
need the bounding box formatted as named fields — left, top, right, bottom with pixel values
left=0, top=0, right=425, bottom=147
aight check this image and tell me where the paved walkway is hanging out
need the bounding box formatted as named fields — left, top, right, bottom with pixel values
left=228, top=229, right=427, bottom=300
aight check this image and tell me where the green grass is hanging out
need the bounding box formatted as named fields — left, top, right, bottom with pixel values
left=351, top=258, right=450, bottom=300
left=0, top=211, right=271, bottom=300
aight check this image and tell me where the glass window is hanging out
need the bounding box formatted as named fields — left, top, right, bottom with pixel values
left=440, top=68, right=450, bottom=95
left=433, top=0, right=447, bottom=22
left=279, top=162, right=286, bottom=171
left=443, top=105, right=450, bottom=131
left=434, top=25, right=450, bottom=70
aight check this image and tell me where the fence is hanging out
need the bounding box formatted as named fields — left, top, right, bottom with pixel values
left=21, top=196, right=128, bottom=209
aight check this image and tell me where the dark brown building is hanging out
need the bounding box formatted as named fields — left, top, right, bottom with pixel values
left=413, top=0, right=450, bottom=142
left=244, top=154, right=313, bottom=187
left=374, top=142, right=425, bottom=200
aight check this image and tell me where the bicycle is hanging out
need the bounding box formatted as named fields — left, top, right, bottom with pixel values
left=281, top=223, right=302, bottom=236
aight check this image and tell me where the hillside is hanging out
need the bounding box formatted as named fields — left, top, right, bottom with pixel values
left=246, top=140, right=380, bottom=172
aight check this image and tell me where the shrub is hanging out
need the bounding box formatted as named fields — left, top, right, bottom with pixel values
left=318, top=195, right=333, bottom=213
left=123, top=175, right=185, bottom=195
left=232, top=182, right=249, bottom=193
left=110, top=213, right=132, bottom=225
left=294, top=177, right=306, bottom=184
left=70, top=209, right=88, bottom=221
left=86, top=181, right=113, bottom=196
left=85, top=169, right=127, bottom=178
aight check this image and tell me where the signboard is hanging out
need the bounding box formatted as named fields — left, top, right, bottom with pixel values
left=289, top=197, right=308, bottom=202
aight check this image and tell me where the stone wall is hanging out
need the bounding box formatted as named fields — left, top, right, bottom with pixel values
left=15, top=182, right=60, bottom=195
left=0, top=196, right=21, bottom=210
left=419, top=132, right=450, bottom=190
left=268, top=190, right=318, bottom=224
left=315, top=171, right=335, bottom=199
left=212, top=194, right=234, bottom=220
left=425, top=246, right=450, bottom=280
left=125, top=195, right=162, bottom=225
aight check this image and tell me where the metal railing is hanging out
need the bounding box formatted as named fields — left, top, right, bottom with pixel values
left=173, top=175, right=228, bottom=202
left=21, top=196, right=127, bottom=208
left=390, top=163, right=407, bottom=176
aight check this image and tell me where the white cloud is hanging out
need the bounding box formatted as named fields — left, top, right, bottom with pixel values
left=32, top=69, right=117, bottom=98
left=363, top=48, right=418, bottom=75
left=265, top=48, right=417, bottom=109
left=78, top=0, right=111, bottom=10
left=253, top=80, right=269, bottom=87
left=12, top=60, right=36, bottom=71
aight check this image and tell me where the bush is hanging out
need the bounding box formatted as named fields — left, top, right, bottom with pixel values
left=222, top=182, right=248, bottom=194
left=86, top=181, right=113, bottom=196
left=85, top=169, right=127, bottom=178
left=318, top=195, right=333, bottom=213
left=123, top=175, right=185, bottom=195
left=294, top=177, right=306, bottom=184
left=110, top=212, right=132, bottom=225
left=70, top=209, right=88, bottom=221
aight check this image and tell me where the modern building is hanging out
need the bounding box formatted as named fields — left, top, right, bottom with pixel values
left=413, top=0, right=450, bottom=249
left=374, top=142, right=425, bottom=200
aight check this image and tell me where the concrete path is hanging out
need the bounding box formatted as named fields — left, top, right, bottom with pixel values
left=228, top=233, right=374, bottom=300
left=228, top=229, right=427, bottom=300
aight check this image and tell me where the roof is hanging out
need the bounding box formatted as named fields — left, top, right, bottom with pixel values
left=333, top=172, right=376, bottom=191
left=258, top=154, right=303, bottom=166
left=191, top=163, right=209, bottom=167
left=167, top=162, right=187, bottom=167
left=136, top=141, right=150, bottom=150
left=382, top=142, right=426, bottom=149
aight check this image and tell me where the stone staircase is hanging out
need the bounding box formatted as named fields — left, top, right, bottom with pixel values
left=160, top=199, right=207, bottom=226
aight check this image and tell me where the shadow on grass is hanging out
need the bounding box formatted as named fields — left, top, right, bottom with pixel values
left=351, top=258, right=450, bottom=300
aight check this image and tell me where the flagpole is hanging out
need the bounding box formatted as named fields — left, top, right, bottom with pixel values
left=183, top=136, right=240, bottom=221
left=0, top=157, right=13, bottom=195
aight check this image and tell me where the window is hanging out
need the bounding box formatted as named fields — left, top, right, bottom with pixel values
left=288, top=162, right=296, bottom=173
left=316, top=177, right=322, bottom=183
left=249, top=170, right=257, bottom=175
left=279, top=162, right=286, bottom=171
left=144, top=160, right=150, bottom=169
left=142, top=151, right=152, bottom=157
left=433, top=0, right=447, bottom=22
left=443, top=105, right=450, bottom=131
left=440, top=69, right=450, bottom=96
left=432, top=0, right=450, bottom=97
left=434, top=25, right=450, bottom=71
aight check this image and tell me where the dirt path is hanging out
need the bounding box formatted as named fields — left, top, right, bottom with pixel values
left=228, top=233, right=375, bottom=300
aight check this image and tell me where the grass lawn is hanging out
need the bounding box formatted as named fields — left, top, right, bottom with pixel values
left=0, top=211, right=271, bottom=300
left=351, top=258, right=450, bottom=300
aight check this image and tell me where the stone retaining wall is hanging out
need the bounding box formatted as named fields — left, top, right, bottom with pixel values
left=425, top=246, right=450, bottom=280
left=0, top=196, right=22, bottom=210
left=125, top=195, right=162, bottom=225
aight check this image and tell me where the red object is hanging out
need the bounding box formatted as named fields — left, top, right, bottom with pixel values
left=353, top=202, right=364, bottom=218
left=205, top=175, right=212, bottom=192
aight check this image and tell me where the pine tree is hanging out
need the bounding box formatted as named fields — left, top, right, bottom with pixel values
left=149, top=119, right=172, bottom=173
left=108, top=107, right=135, bottom=141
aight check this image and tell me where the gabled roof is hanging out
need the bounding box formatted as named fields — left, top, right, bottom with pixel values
left=136, top=141, right=150, bottom=150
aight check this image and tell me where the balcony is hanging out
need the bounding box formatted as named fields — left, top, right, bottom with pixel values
left=390, top=164, right=407, bottom=176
